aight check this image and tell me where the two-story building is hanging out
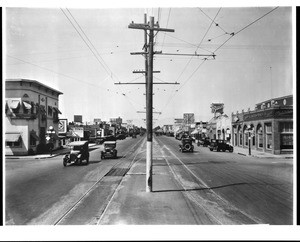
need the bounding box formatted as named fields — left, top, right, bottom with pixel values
left=5, top=79, right=63, bottom=155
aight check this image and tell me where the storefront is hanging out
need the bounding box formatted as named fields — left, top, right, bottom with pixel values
left=231, top=95, right=293, bottom=154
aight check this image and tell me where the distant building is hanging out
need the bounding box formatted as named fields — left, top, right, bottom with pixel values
left=231, top=95, right=293, bottom=154
left=5, top=79, right=63, bottom=155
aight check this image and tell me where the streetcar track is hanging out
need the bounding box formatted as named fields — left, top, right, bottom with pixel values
left=96, top=138, right=146, bottom=225
left=155, top=137, right=263, bottom=224
left=53, top=138, right=145, bottom=225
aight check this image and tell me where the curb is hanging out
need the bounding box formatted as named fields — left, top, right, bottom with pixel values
left=6, top=145, right=99, bottom=160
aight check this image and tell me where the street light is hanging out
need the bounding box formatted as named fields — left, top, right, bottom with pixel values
left=46, top=125, right=55, bottom=156
left=247, top=125, right=252, bottom=156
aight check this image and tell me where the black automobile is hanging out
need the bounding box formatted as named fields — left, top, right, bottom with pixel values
left=101, top=141, right=117, bottom=159
left=179, top=137, right=194, bottom=153
left=199, top=137, right=210, bottom=147
left=116, top=134, right=126, bottom=140
left=208, top=139, right=233, bottom=152
left=63, top=141, right=90, bottom=166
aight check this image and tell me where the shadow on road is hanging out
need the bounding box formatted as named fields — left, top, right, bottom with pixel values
left=152, top=182, right=266, bottom=193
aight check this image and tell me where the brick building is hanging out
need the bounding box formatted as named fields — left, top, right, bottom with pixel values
left=231, top=95, right=293, bottom=154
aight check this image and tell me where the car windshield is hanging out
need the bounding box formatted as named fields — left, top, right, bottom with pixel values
left=105, top=144, right=115, bottom=148
left=72, top=146, right=82, bottom=151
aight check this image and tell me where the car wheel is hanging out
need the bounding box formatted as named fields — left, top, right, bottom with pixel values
left=209, top=148, right=213, bottom=151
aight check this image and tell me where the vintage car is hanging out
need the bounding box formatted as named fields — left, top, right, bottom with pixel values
left=198, top=137, right=210, bottom=147
left=63, top=141, right=90, bottom=166
left=179, top=137, right=194, bottom=153
left=208, top=139, right=234, bottom=152
left=101, top=141, right=117, bottom=159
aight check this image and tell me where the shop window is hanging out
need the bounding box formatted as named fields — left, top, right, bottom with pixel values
left=257, top=126, right=263, bottom=148
left=6, top=140, right=22, bottom=148
left=280, top=122, right=293, bottom=149
left=265, top=123, right=272, bottom=149
left=30, top=136, right=36, bottom=146
left=244, top=131, right=248, bottom=146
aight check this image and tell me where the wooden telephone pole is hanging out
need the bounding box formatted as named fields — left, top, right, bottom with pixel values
left=128, top=15, right=175, bottom=192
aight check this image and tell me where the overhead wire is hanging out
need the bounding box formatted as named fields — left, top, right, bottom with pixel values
left=155, top=7, right=280, bottom=125
left=155, top=8, right=221, bottom=123
left=60, top=9, right=114, bottom=80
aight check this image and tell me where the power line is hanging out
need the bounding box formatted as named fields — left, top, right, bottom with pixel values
left=198, top=8, right=229, bottom=34
left=213, top=7, right=279, bottom=53
left=6, top=55, right=104, bottom=89
left=60, top=8, right=114, bottom=80
left=156, top=9, right=221, bottom=124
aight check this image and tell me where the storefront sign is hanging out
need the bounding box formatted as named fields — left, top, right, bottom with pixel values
left=58, top=119, right=67, bottom=134
left=244, top=108, right=293, bottom=121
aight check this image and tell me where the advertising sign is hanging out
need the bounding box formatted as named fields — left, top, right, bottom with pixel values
left=58, top=119, right=67, bottom=134
left=74, top=115, right=83, bottom=123
left=71, top=127, right=84, bottom=138
left=183, top=113, right=194, bottom=125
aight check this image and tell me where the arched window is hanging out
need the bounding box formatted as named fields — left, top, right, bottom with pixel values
left=243, top=125, right=248, bottom=146
left=238, top=125, right=242, bottom=146
left=257, top=124, right=263, bottom=148
left=265, top=123, right=272, bottom=149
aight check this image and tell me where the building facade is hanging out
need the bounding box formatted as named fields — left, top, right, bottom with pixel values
left=231, top=95, right=293, bottom=154
left=5, top=79, right=63, bottom=155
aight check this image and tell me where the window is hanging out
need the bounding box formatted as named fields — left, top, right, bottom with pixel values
left=6, top=140, right=21, bottom=148
left=257, top=125, right=263, bottom=148
left=265, top=123, right=272, bottom=149
left=244, top=129, right=249, bottom=146
left=48, top=106, right=53, bottom=117
left=280, top=122, right=293, bottom=149
left=30, top=136, right=36, bottom=146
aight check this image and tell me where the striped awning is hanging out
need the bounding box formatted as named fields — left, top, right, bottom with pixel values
left=23, top=101, right=32, bottom=110
left=53, top=107, right=62, bottom=114
left=6, top=133, right=21, bottom=142
left=9, top=100, right=20, bottom=109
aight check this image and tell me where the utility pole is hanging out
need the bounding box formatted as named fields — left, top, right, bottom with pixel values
left=128, top=15, right=175, bottom=192
left=146, top=16, right=155, bottom=192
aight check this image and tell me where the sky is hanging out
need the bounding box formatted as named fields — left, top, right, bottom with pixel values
left=4, top=3, right=294, bottom=129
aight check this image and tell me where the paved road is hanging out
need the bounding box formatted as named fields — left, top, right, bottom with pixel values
left=5, top=135, right=293, bottom=225
left=5, top=136, right=143, bottom=225
left=152, top=136, right=293, bottom=224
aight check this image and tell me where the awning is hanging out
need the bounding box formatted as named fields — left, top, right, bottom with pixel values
left=30, top=132, right=40, bottom=141
left=6, top=133, right=21, bottom=142
left=53, top=107, right=62, bottom=114
left=23, top=101, right=32, bottom=110
left=9, top=100, right=20, bottom=109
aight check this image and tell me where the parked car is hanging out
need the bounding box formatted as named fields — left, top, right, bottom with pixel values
left=199, top=137, right=210, bottom=147
left=179, top=137, right=194, bottom=153
left=208, top=139, right=233, bottom=152
left=63, top=141, right=90, bottom=166
left=101, top=141, right=117, bottom=159
left=116, top=134, right=126, bottom=140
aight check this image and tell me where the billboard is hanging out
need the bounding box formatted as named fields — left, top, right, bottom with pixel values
left=58, top=119, right=67, bottom=134
left=74, top=115, right=82, bottom=123
left=183, top=113, right=194, bottom=125
left=71, top=127, right=84, bottom=138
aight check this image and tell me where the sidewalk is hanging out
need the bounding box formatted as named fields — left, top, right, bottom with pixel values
left=233, top=146, right=294, bottom=159
left=5, top=143, right=99, bottom=160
